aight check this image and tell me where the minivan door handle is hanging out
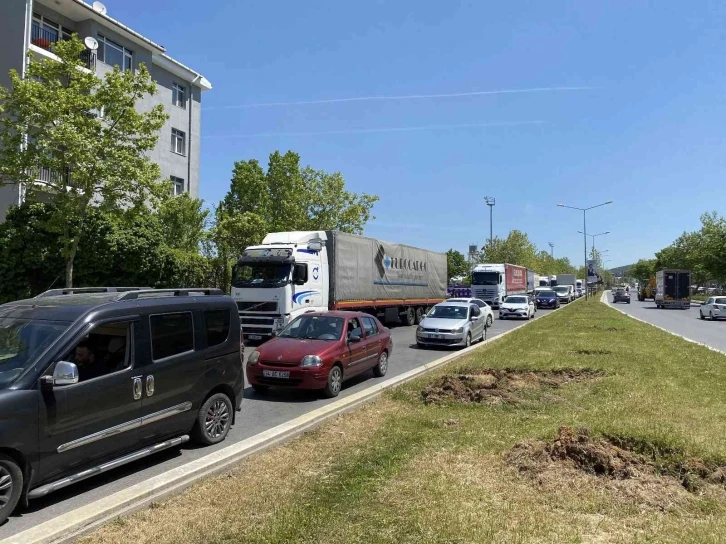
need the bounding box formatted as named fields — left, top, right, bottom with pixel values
left=132, top=376, right=142, bottom=401
left=146, top=375, right=155, bottom=397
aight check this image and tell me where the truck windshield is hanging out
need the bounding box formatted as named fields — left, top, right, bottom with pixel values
left=232, top=263, right=291, bottom=288
left=0, top=318, right=69, bottom=389
left=471, top=272, right=499, bottom=285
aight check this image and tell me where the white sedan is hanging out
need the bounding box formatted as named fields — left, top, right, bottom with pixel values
left=700, top=297, right=726, bottom=321
left=499, top=295, right=535, bottom=320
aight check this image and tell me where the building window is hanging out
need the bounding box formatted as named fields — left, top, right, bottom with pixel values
left=97, top=34, right=133, bottom=71
left=31, top=13, right=72, bottom=50
left=172, top=82, right=186, bottom=109
left=170, top=176, right=185, bottom=196
left=171, top=129, right=186, bottom=155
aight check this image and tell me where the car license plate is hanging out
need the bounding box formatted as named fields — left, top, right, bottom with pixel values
left=249, top=334, right=262, bottom=340
left=428, top=333, right=442, bottom=339
left=263, top=370, right=289, bottom=378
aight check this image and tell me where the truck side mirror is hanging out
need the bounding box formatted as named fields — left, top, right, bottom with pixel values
left=293, top=263, right=308, bottom=285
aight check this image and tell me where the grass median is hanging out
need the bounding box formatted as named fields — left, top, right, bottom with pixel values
left=83, top=298, right=726, bottom=544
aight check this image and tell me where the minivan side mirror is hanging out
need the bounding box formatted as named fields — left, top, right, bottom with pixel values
left=41, top=361, right=79, bottom=389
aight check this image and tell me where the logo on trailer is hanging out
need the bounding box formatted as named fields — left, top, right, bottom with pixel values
left=312, top=266, right=319, bottom=280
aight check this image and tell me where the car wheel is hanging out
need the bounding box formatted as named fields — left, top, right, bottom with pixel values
left=404, top=307, right=416, bottom=327
left=486, top=314, right=493, bottom=328
left=324, top=365, right=343, bottom=398
left=465, top=333, right=472, bottom=348
left=0, top=454, right=23, bottom=526
left=251, top=384, right=269, bottom=394
left=192, top=393, right=233, bottom=446
left=700, top=310, right=705, bottom=320
left=372, top=351, right=389, bottom=378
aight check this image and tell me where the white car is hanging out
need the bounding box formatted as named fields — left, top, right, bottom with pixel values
left=446, top=298, right=494, bottom=328
left=700, top=297, right=726, bottom=321
left=499, top=295, right=535, bottom=320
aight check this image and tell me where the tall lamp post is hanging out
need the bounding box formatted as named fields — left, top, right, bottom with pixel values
left=558, top=200, right=613, bottom=300
left=484, top=196, right=495, bottom=247
left=548, top=242, right=554, bottom=257
left=578, top=230, right=609, bottom=257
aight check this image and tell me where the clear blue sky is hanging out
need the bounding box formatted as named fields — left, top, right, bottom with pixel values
left=108, top=0, right=725, bottom=269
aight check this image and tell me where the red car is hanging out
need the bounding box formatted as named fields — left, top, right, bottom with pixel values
left=246, top=311, right=393, bottom=398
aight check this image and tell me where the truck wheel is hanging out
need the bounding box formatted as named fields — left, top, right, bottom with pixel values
left=404, top=307, right=415, bottom=326
left=414, top=307, right=424, bottom=324
left=0, top=454, right=23, bottom=526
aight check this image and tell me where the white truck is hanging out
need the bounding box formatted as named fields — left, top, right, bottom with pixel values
left=554, top=274, right=577, bottom=302
left=471, top=263, right=529, bottom=309
left=232, top=231, right=447, bottom=342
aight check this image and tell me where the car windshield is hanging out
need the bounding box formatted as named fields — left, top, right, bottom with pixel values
left=0, top=318, right=70, bottom=389
left=232, top=263, right=291, bottom=288
left=505, top=297, right=527, bottom=304
left=553, top=286, right=569, bottom=294
left=277, top=315, right=344, bottom=341
left=427, top=305, right=469, bottom=319
left=715, top=298, right=726, bottom=305
left=537, top=291, right=556, bottom=297
left=471, top=272, right=499, bottom=285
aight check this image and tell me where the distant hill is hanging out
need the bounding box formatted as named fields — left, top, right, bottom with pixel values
left=608, top=264, right=634, bottom=276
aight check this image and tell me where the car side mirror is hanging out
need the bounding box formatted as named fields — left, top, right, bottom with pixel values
left=348, top=333, right=361, bottom=343
left=42, top=361, right=79, bottom=389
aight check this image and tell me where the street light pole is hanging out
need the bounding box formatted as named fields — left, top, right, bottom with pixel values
left=548, top=242, right=554, bottom=257
left=484, top=196, right=495, bottom=247
left=578, top=231, right=609, bottom=260
left=558, top=200, right=613, bottom=301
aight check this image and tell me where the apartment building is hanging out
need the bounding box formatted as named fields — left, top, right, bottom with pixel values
left=0, top=0, right=212, bottom=221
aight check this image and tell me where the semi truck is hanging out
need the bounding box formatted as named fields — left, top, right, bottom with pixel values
left=471, top=263, right=529, bottom=308
left=232, top=231, right=447, bottom=342
left=655, top=269, right=691, bottom=309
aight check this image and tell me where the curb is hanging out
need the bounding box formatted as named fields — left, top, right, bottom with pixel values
left=600, top=293, right=726, bottom=356
left=6, top=302, right=571, bottom=544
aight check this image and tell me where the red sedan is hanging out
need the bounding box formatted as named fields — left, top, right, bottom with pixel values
left=246, top=311, right=393, bottom=398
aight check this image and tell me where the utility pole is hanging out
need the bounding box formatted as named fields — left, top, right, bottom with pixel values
left=548, top=242, right=554, bottom=257
left=484, top=196, right=495, bottom=247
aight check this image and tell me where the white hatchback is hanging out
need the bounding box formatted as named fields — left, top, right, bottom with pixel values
left=499, top=295, right=535, bottom=320
left=700, top=297, right=726, bottom=321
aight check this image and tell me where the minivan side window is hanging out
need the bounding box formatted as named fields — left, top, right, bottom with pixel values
left=62, top=321, right=133, bottom=382
left=150, top=312, right=194, bottom=361
left=204, top=310, right=231, bottom=347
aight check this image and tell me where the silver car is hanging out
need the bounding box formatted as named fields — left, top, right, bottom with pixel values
left=416, top=302, right=486, bottom=349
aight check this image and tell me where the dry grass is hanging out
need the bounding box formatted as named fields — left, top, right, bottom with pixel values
left=81, top=298, right=726, bottom=543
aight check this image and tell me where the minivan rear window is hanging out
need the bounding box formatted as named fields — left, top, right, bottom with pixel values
left=204, top=310, right=231, bottom=347
left=150, top=312, right=194, bottom=361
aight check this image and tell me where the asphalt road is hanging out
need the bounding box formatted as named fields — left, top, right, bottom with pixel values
left=607, top=294, right=726, bottom=353
left=0, top=305, right=561, bottom=538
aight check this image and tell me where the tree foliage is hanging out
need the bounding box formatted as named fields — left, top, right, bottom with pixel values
left=446, top=249, right=469, bottom=282
left=0, top=36, right=168, bottom=287
left=479, top=230, right=576, bottom=275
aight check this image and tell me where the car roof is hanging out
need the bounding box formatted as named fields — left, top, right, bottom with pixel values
left=435, top=301, right=471, bottom=307
left=299, top=311, right=369, bottom=319
left=447, top=298, right=481, bottom=303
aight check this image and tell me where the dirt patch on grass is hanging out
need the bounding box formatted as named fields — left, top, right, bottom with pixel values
left=571, top=349, right=613, bottom=355
left=421, top=369, right=603, bottom=406
left=507, top=426, right=726, bottom=507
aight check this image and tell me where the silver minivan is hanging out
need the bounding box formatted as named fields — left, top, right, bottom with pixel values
left=416, top=302, right=485, bottom=349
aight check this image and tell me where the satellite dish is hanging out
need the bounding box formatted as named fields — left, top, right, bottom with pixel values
left=92, top=1, right=107, bottom=15
left=84, top=36, right=99, bottom=51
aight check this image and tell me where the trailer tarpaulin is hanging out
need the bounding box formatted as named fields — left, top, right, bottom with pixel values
left=328, top=231, right=446, bottom=303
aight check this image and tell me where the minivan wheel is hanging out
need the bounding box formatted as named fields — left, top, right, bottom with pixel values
left=0, top=454, right=23, bottom=525
left=373, top=351, right=389, bottom=377
left=192, top=393, right=233, bottom=446
left=324, top=365, right=343, bottom=398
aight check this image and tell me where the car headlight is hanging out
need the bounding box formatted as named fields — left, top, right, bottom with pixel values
left=248, top=350, right=260, bottom=365
left=301, top=355, right=323, bottom=367
left=453, top=327, right=464, bottom=334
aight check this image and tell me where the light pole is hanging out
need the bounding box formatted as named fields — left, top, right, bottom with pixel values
left=548, top=242, right=554, bottom=257
left=484, top=196, right=495, bottom=247
left=578, top=230, right=609, bottom=257
left=558, top=200, right=613, bottom=300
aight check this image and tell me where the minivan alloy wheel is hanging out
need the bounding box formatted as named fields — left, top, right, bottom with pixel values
left=0, top=454, right=22, bottom=525
left=0, top=467, right=13, bottom=507
left=206, top=399, right=230, bottom=439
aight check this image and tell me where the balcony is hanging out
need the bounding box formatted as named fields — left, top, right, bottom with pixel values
left=31, top=23, right=96, bottom=71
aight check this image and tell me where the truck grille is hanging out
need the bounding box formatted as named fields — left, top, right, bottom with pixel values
left=241, top=317, right=275, bottom=326
left=237, top=301, right=277, bottom=312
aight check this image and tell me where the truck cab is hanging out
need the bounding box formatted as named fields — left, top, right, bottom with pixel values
left=471, top=264, right=505, bottom=308
left=232, top=231, right=329, bottom=342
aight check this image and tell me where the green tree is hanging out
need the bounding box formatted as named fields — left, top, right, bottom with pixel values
left=446, top=249, right=469, bottom=282
left=158, top=194, right=210, bottom=253
left=479, top=230, right=538, bottom=269
left=699, top=212, right=726, bottom=284
left=0, top=36, right=168, bottom=287
left=629, top=259, right=656, bottom=282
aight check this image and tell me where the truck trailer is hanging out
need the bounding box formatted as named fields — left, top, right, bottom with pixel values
left=471, top=263, right=529, bottom=308
left=655, top=269, right=691, bottom=309
left=232, top=231, right=447, bottom=341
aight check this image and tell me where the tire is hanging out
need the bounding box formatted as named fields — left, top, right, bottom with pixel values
left=464, top=333, right=472, bottom=348
left=486, top=314, right=493, bottom=328
left=192, top=393, right=233, bottom=446
left=324, top=365, right=343, bottom=398
left=251, top=384, right=269, bottom=393
left=0, top=454, right=23, bottom=526
left=373, top=350, right=389, bottom=377
left=700, top=310, right=705, bottom=320
left=404, top=307, right=415, bottom=327
left=414, top=307, right=424, bottom=325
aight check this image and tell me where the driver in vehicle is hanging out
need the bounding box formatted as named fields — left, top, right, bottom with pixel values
left=73, top=341, right=104, bottom=381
